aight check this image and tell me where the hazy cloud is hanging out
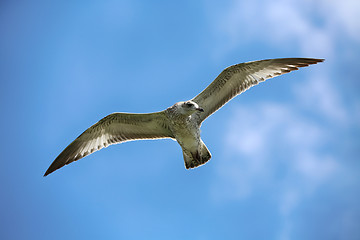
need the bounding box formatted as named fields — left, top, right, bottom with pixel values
left=211, top=101, right=344, bottom=237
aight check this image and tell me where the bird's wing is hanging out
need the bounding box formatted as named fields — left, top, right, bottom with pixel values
left=44, top=111, right=173, bottom=176
left=192, top=58, right=324, bottom=123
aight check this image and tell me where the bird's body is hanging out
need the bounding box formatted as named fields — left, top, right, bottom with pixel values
left=45, top=58, right=324, bottom=176
left=165, top=102, right=211, bottom=168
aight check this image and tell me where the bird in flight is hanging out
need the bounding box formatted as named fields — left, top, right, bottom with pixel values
left=44, top=58, right=324, bottom=176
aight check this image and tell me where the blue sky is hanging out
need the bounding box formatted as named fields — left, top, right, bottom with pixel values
left=1, top=0, right=359, bottom=239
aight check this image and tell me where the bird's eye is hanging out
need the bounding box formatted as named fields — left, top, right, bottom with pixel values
left=185, top=102, right=193, bottom=107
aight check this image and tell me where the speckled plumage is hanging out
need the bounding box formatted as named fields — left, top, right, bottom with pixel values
left=44, top=58, right=323, bottom=176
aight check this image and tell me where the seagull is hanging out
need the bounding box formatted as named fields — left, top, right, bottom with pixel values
left=44, top=58, right=324, bottom=176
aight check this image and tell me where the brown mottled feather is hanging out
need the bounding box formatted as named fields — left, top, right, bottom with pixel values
left=44, top=111, right=174, bottom=176
left=192, top=58, right=324, bottom=123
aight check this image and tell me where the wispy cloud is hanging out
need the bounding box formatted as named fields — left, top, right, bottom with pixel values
left=293, top=73, right=349, bottom=124
left=212, top=102, right=339, bottom=198
left=321, top=0, right=360, bottom=42
left=211, top=102, right=344, bottom=237
left=205, top=0, right=353, bottom=124
left=204, top=0, right=360, bottom=238
left=206, top=0, right=359, bottom=57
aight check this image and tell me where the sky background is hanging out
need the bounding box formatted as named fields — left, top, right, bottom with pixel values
left=1, top=0, right=359, bottom=239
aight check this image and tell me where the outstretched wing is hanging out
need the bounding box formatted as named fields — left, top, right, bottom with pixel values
left=192, top=58, right=324, bottom=123
left=44, top=111, right=173, bottom=176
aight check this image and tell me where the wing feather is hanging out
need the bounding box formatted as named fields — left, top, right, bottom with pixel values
left=192, top=58, right=324, bottom=123
left=44, top=111, right=173, bottom=176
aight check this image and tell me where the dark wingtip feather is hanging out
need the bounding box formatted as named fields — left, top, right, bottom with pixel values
left=306, top=58, right=325, bottom=63
left=43, top=140, right=83, bottom=177
left=43, top=169, right=52, bottom=177
left=44, top=163, right=57, bottom=177
left=43, top=159, right=66, bottom=176
left=312, top=58, right=325, bottom=63
left=43, top=168, right=55, bottom=177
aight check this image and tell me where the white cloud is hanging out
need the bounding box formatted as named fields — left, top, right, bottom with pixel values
left=206, top=0, right=359, bottom=237
left=212, top=102, right=338, bottom=200
left=293, top=73, right=349, bottom=124
left=208, top=102, right=344, bottom=240
left=295, top=152, right=338, bottom=185
left=206, top=0, right=352, bottom=124
left=211, top=101, right=347, bottom=237
left=207, top=0, right=334, bottom=58
left=225, top=103, right=326, bottom=156
left=321, top=0, right=360, bottom=42
left=207, top=0, right=360, bottom=55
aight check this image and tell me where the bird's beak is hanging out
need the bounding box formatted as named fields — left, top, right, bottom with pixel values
left=197, top=107, right=204, bottom=112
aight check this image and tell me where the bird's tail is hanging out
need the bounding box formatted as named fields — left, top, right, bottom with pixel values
left=183, top=141, right=211, bottom=169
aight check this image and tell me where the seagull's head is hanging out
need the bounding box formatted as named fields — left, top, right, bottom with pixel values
left=174, top=100, right=204, bottom=116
